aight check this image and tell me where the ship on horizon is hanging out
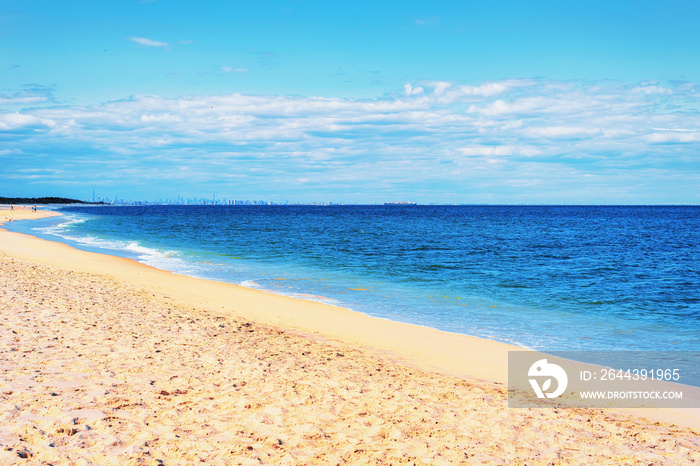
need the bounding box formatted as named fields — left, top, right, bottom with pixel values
left=384, top=201, right=417, bottom=205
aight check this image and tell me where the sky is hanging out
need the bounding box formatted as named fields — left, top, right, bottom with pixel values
left=1, top=0, right=699, bottom=204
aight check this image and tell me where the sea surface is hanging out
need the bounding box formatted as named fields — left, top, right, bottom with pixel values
left=8, top=205, right=699, bottom=357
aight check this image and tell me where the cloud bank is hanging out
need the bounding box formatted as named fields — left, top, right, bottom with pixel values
left=1, top=79, right=698, bottom=203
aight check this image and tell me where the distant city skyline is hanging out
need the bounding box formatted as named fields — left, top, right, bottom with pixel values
left=89, top=192, right=696, bottom=207
left=1, top=0, right=699, bottom=204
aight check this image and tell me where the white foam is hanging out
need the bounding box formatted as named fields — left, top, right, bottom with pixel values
left=34, top=218, right=195, bottom=277
left=239, top=280, right=261, bottom=288
left=33, top=215, right=86, bottom=236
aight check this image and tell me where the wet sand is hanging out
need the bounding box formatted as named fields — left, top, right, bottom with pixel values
left=1, top=208, right=698, bottom=464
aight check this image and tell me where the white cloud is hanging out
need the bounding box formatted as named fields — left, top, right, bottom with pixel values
left=0, top=87, right=55, bottom=106
left=458, top=82, right=508, bottom=97
left=431, top=81, right=451, bottom=97
left=458, top=146, right=515, bottom=156
left=632, top=85, right=672, bottom=95
left=645, top=131, right=700, bottom=144
left=632, top=81, right=673, bottom=95
left=0, top=94, right=46, bottom=105
left=129, top=37, right=169, bottom=47
left=651, top=127, right=696, bottom=132
left=527, top=126, right=601, bottom=139
left=481, top=99, right=509, bottom=116
left=404, top=83, right=424, bottom=96
left=457, top=145, right=541, bottom=157
left=1, top=77, right=698, bottom=202
left=222, top=66, right=249, bottom=73
left=423, top=80, right=527, bottom=104
left=0, top=112, right=48, bottom=130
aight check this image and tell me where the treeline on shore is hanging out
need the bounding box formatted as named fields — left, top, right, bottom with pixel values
left=0, top=197, right=108, bottom=205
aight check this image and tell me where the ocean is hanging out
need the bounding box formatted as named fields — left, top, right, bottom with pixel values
left=8, top=205, right=699, bottom=354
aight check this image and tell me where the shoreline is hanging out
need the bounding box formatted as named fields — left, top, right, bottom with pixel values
left=5, top=206, right=540, bottom=352
left=2, top=208, right=700, bottom=463
left=3, top=209, right=700, bottom=399
left=12, top=204, right=697, bottom=354
left=0, top=208, right=518, bottom=384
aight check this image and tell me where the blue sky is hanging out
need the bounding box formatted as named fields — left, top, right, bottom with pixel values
left=1, top=0, right=699, bottom=203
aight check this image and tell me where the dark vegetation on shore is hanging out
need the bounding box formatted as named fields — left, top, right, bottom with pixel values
left=0, top=197, right=108, bottom=205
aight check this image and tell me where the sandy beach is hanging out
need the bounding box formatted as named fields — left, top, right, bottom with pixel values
left=1, top=208, right=699, bottom=465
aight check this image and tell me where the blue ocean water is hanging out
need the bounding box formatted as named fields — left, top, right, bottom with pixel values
left=10, top=205, right=700, bottom=354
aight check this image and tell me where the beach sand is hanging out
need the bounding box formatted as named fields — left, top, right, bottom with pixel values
left=1, top=208, right=698, bottom=464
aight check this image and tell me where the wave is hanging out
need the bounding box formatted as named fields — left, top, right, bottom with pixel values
left=33, top=218, right=195, bottom=276
left=239, top=280, right=261, bottom=288
left=33, top=215, right=86, bottom=236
